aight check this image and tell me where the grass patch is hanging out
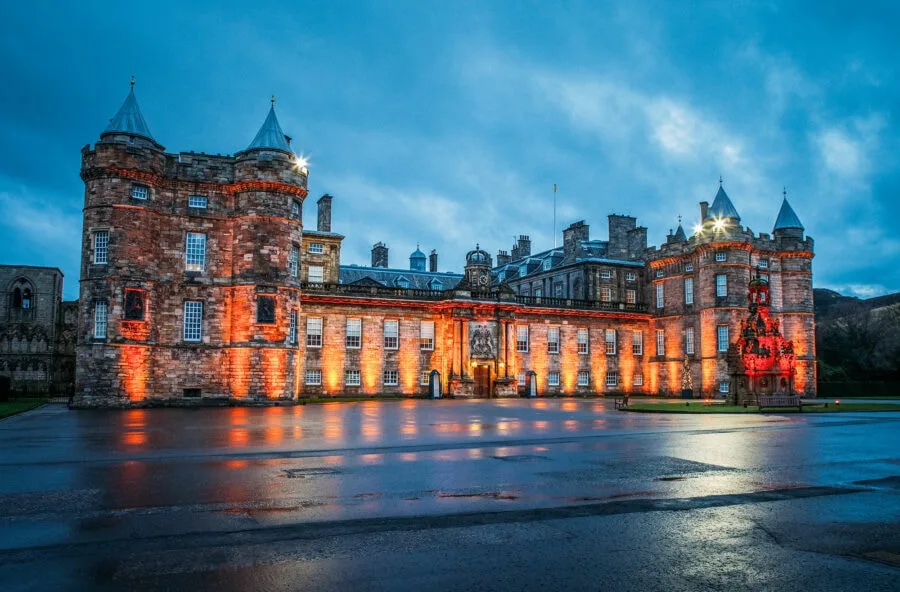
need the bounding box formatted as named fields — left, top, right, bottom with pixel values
left=0, top=399, right=45, bottom=419
left=624, top=402, right=900, bottom=414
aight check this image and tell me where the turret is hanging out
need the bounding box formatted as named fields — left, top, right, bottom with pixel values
left=773, top=193, right=805, bottom=243
left=410, top=245, right=426, bottom=272
left=99, top=77, right=164, bottom=151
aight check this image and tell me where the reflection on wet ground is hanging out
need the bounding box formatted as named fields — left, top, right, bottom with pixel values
left=1, top=399, right=899, bottom=590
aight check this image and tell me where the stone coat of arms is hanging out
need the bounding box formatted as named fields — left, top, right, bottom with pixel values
left=469, top=322, right=497, bottom=359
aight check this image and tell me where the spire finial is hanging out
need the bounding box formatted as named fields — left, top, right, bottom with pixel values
left=677, top=214, right=682, bottom=225
left=719, top=175, right=723, bottom=186
left=783, top=186, right=787, bottom=199
left=270, top=94, right=276, bottom=106
left=130, top=75, right=135, bottom=89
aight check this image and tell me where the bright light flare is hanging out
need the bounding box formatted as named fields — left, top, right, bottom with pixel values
left=712, top=217, right=726, bottom=231
left=693, top=223, right=703, bottom=235
left=294, top=153, right=310, bottom=174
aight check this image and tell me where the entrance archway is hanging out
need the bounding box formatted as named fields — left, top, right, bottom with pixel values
left=473, top=365, right=492, bottom=397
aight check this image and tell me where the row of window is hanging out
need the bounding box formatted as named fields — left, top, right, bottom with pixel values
left=516, top=371, right=641, bottom=387
left=515, top=327, right=643, bottom=356
left=655, top=256, right=770, bottom=278
left=306, top=318, right=435, bottom=350
left=305, top=369, right=438, bottom=387
left=655, top=274, right=772, bottom=308
left=653, top=325, right=729, bottom=356
left=128, top=184, right=304, bottom=223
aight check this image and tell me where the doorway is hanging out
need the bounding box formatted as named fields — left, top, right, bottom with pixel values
left=474, top=365, right=492, bottom=397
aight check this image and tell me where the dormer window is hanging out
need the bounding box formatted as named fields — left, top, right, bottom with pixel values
left=519, top=264, right=527, bottom=277
left=429, top=279, right=444, bottom=291
left=396, top=277, right=410, bottom=288
left=497, top=271, right=505, bottom=282
left=131, top=184, right=149, bottom=200
left=542, top=259, right=552, bottom=271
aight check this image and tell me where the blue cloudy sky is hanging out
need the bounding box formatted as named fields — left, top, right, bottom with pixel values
left=1, top=1, right=897, bottom=300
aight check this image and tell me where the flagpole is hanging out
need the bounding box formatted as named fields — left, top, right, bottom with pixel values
left=553, top=183, right=557, bottom=248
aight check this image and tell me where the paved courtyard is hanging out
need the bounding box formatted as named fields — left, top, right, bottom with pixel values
left=1, top=399, right=900, bottom=591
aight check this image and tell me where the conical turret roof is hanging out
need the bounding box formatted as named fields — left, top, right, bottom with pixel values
left=673, top=224, right=687, bottom=242
left=102, top=82, right=157, bottom=143
left=707, top=185, right=741, bottom=220
left=774, top=197, right=804, bottom=231
left=246, top=101, right=292, bottom=153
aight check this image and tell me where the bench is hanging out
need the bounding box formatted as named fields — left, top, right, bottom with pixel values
left=614, top=395, right=630, bottom=410
left=758, top=395, right=802, bottom=412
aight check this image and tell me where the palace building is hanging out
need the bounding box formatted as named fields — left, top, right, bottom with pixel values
left=70, top=85, right=816, bottom=407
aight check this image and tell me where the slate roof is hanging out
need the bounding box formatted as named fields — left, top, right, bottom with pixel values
left=102, top=85, right=156, bottom=143
left=246, top=103, right=292, bottom=153
left=673, top=224, right=687, bottom=242
left=707, top=185, right=741, bottom=220
left=773, top=198, right=804, bottom=231
left=339, top=265, right=462, bottom=290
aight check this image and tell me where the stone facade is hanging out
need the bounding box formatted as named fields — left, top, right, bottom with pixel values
left=0, top=266, right=76, bottom=395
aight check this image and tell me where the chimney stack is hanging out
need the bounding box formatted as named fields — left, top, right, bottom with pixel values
left=429, top=249, right=438, bottom=273
left=496, top=250, right=510, bottom=267
left=371, top=242, right=389, bottom=268
left=699, top=201, right=709, bottom=221
left=317, top=194, right=333, bottom=232
left=517, top=235, right=531, bottom=258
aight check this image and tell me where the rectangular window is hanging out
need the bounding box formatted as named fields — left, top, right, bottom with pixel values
left=420, top=321, right=435, bottom=351
left=717, top=325, right=729, bottom=353
left=131, top=184, right=148, bottom=200
left=632, top=331, right=643, bottom=356
left=183, top=301, right=203, bottom=342
left=547, top=327, right=560, bottom=354
left=124, top=289, right=145, bottom=320
left=719, top=381, right=730, bottom=394
left=600, top=287, right=612, bottom=302
left=257, top=295, right=275, bottom=324
left=716, top=274, right=727, bottom=297
left=517, top=372, right=526, bottom=386
left=626, top=289, right=636, bottom=305
left=656, top=270, right=664, bottom=278
left=384, top=320, right=399, bottom=350
left=605, top=329, right=617, bottom=355
left=715, top=251, right=727, bottom=262
left=93, top=231, right=109, bottom=264
left=383, top=369, right=399, bottom=386
left=684, top=277, right=694, bottom=305
left=308, top=265, right=324, bottom=284
left=188, top=195, right=207, bottom=208
left=516, top=325, right=529, bottom=352
left=577, top=328, right=589, bottom=354
left=656, top=329, right=665, bottom=357
left=577, top=371, right=590, bottom=386
left=548, top=372, right=560, bottom=387
left=290, top=246, right=299, bottom=278
left=306, top=317, right=323, bottom=348
left=346, top=318, right=361, bottom=348
left=542, top=259, right=552, bottom=271
left=685, top=263, right=694, bottom=272
left=421, top=371, right=431, bottom=386
left=605, top=372, right=618, bottom=387
left=93, top=301, right=107, bottom=339
left=633, top=373, right=644, bottom=386
left=308, top=243, right=324, bottom=254
left=760, top=273, right=769, bottom=282
left=759, top=259, right=769, bottom=269
left=626, top=272, right=637, bottom=281
left=656, top=283, right=664, bottom=309
left=291, top=200, right=301, bottom=220
left=185, top=233, right=207, bottom=271
left=288, top=310, right=297, bottom=345
left=345, top=370, right=361, bottom=386
left=305, top=369, right=322, bottom=386
left=600, top=269, right=612, bottom=279
left=685, top=327, right=695, bottom=355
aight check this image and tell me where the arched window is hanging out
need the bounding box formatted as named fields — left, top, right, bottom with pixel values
left=21, top=289, right=32, bottom=309
left=11, top=287, right=22, bottom=309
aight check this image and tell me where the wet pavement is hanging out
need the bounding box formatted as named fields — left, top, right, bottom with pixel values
left=1, top=399, right=899, bottom=591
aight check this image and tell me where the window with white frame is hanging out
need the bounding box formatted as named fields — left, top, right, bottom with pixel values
left=717, top=325, right=729, bottom=352
left=685, top=326, right=695, bottom=355
left=131, top=184, right=148, bottom=200
left=719, top=381, right=730, bottom=393
left=547, top=327, right=560, bottom=354
left=421, top=371, right=431, bottom=386
left=290, top=246, right=299, bottom=278
left=306, top=317, right=323, bottom=348
left=305, top=369, right=322, bottom=385
left=420, top=321, right=434, bottom=350
left=517, top=372, right=526, bottom=386
left=308, top=265, right=324, bottom=284
left=600, top=269, right=612, bottom=279
left=548, top=371, right=560, bottom=386
left=519, top=263, right=527, bottom=277
left=93, top=301, right=107, bottom=339
left=308, top=243, right=324, bottom=254
left=605, top=372, right=618, bottom=387
left=290, top=200, right=301, bottom=220
left=384, top=320, right=399, bottom=349
left=534, top=286, right=542, bottom=298
left=185, top=233, right=206, bottom=271
left=760, top=274, right=769, bottom=282
left=516, top=325, right=529, bottom=352
left=601, top=287, right=612, bottom=302
left=183, top=301, right=203, bottom=342
left=656, top=283, right=664, bottom=309
left=396, top=277, right=410, bottom=288
left=685, top=263, right=694, bottom=272
left=684, top=277, right=694, bottom=305
left=633, top=373, right=644, bottom=386
left=93, top=231, right=109, bottom=264
left=430, top=279, right=443, bottom=290
left=383, top=369, right=399, bottom=386
left=188, top=195, right=207, bottom=208
left=716, top=274, right=727, bottom=297
left=715, top=251, right=727, bottom=262
left=288, top=310, right=298, bottom=345
left=758, top=259, right=768, bottom=269
left=605, top=329, right=617, bottom=355
left=626, top=272, right=637, bottom=281
left=632, top=331, right=643, bottom=355
left=626, top=289, right=636, bottom=304
left=656, top=270, right=664, bottom=278
left=345, top=370, right=361, bottom=386
left=577, top=371, right=590, bottom=386
left=577, top=328, right=589, bottom=354
left=346, top=318, right=361, bottom=348
left=542, top=259, right=552, bottom=271
left=656, top=329, right=665, bottom=356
